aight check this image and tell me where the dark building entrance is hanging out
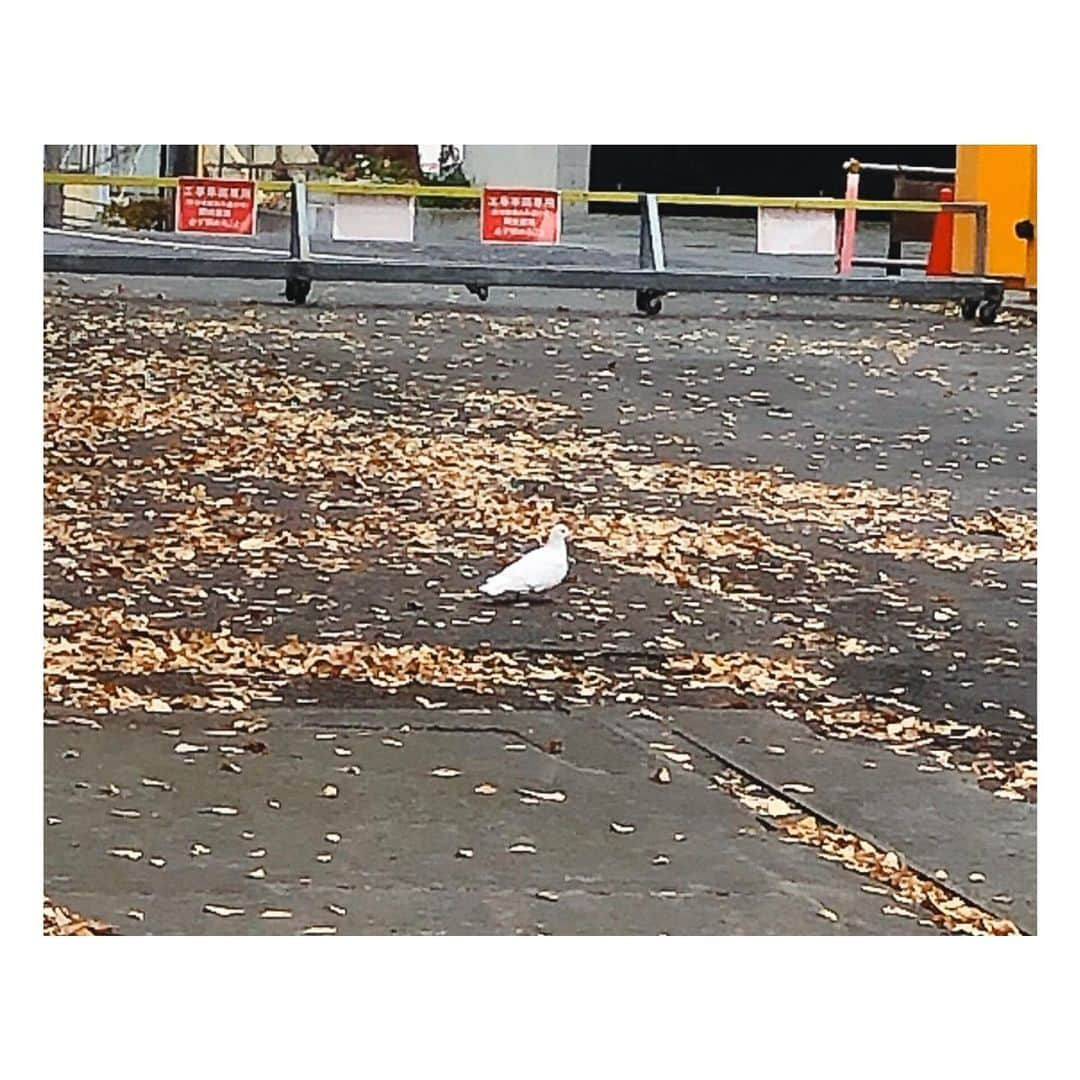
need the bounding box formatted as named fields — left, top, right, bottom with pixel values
left=589, top=145, right=956, bottom=215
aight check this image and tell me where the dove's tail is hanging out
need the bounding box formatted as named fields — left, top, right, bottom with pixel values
left=480, top=566, right=520, bottom=596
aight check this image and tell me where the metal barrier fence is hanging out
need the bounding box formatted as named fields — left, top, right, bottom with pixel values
left=42, top=174, right=1004, bottom=323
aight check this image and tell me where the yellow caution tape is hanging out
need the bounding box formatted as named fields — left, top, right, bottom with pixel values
left=42, top=173, right=981, bottom=214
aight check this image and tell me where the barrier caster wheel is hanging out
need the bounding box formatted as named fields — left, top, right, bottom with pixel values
left=636, top=289, right=662, bottom=316
left=975, top=299, right=1000, bottom=326
left=285, top=278, right=311, bottom=305
left=467, top=284, right=489, bottom=301
left=960, top=298, right=979, bottom=320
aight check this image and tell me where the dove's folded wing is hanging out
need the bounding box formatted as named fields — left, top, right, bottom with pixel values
left=479, top=546, right=553, bottom=595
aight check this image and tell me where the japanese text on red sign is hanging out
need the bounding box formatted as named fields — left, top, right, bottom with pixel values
left=481, top=188, right=560, bottom=244
left=176, top=178, right=256, bottom=235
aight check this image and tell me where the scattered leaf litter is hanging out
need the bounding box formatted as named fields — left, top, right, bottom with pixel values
left=44, top=897, right=114, bottom=935
left=204, top=904, right=244, bottom=917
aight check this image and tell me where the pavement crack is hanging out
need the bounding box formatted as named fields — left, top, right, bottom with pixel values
left=302, top=720, right=616, bottom=777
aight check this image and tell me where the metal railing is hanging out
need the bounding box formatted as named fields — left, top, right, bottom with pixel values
left=843, top=158, right=956, bottom=178
left=42, top=174, right=1004, bottom=322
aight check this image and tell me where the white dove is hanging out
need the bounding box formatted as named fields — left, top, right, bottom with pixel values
left=478, top=524, right=572, bottom=597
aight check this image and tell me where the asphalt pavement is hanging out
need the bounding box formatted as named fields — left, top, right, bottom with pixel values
left=43, top=215, right=1036, bottom=934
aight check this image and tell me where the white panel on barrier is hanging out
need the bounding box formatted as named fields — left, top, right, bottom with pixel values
left=757, top=207, right=837, bottom=256
left=333, top=195, right=416, bottom=242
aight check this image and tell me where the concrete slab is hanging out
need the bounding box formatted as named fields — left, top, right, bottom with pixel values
left=663, top=708, right=1035, bottom=931
left=45, top=709, right=943, bottom=936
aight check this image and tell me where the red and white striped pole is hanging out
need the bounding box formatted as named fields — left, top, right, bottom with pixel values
left=837, top=161, right=860, bottom=275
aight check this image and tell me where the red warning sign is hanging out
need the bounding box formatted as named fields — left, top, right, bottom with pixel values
left=176, top=177, right=257, bottom=235
left=481, top=188, right=560, bottom=244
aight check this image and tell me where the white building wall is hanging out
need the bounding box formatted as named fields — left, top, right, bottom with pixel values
left=555, top=145, right=590, bottom=191
left=463, top=145, right=590, bottom=190
left=463, top=145, right=556, bottom=188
